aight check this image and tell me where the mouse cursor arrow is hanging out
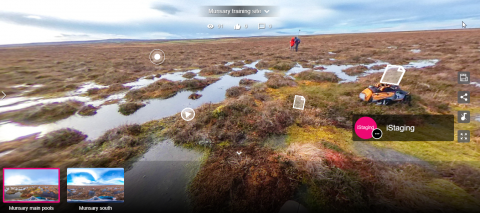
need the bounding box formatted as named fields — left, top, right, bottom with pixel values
left=462, top=21, right=467, bottom=28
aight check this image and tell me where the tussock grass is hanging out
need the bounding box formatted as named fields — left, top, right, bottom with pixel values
left=86, top=83, right=131, bottom=100
left=229, top=68, right=258, bottom=77
left=342, top=65, right=368, bottom=76
left=225, top=86, right=247, bottom=98
left=266, top=73, right=297, bottom=89
left=295, top=70, right=339, bottom=83
left=78, top=104, right=98, bottom=116
left=42, top=128, right=87, bottom=148
left=118, top=102, right=145, bottom=115
left=283, top=143, right=328, bottom=179
left=190, top=144, right=299, bottom=213
left=440, top=164, right=480, bottom=200
left=230, top=61, right=245, bottom=67
left=239, top=78, right=259, bottom=86
left=166, top=93, right=297, bottom=145
left=199, top=65, right=231, bottom=76
left=272, top=61, right=296, bottom=71
left=0, top=101, right=83, bottom=125
left=182, top=72, right=197, bottom=78
left=255, top=60, right=272, bottom=69
left=125, top=78, right=219, bottom=100
left=370, top=64, right=387, bottom=70
left=188, top=93, right=202, bottom=100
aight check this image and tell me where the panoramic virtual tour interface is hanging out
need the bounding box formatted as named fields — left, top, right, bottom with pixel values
left=0, top=1, right=479, bottom=213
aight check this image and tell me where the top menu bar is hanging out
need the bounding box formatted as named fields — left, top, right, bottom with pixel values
left=200, top=6, right=279, bottom=17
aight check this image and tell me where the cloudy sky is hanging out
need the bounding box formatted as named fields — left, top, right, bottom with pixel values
left=4, top=169, right=59, bottom=186
left=0, top=0, right=479, bottom=45
left=67, top=168, right=124, bottom=186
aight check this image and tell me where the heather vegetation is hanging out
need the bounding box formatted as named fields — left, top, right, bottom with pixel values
left=1, top=30, right=480, bottom=212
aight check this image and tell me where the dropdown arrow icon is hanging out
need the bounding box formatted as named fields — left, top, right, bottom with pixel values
left=264, top=10, right=270, bottom=13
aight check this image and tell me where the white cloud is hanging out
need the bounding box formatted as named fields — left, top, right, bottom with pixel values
left=5, top=175, right=32, bottom=185
left=71, top=177, right=93, bottom=185
left=67, top=168, right=100, bottom=180
left=102, top=178, right=125, bottom=185
left=25, top=15, right=41, bottom=19
left=0, top=0, right=479, bottom=45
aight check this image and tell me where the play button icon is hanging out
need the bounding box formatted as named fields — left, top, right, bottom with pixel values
left=181, top=108, right=195, bottom=121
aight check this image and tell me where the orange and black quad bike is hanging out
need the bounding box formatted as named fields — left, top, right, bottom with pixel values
left=359, top=83, right=411, bottom=105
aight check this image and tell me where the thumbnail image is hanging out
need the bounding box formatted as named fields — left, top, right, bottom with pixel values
left=67, top=168, right=124, bottom=203
left=3, top=168, right=60, bottom=203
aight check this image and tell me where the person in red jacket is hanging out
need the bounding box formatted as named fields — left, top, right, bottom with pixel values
left=290, top=37, right=295, bottom=51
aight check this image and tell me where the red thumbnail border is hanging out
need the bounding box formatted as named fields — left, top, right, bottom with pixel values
left=3, top=168, right=60, bottom=203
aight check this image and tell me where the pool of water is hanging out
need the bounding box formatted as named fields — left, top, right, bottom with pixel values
left=403, top=59, right=438, bottom=69
left=0, top=59, right=438, bottom=143
left=0, top=96, right=90, bottom=114
left=0, top=61, right=270, bottom=142
left=68, top=82, right=108, bottom=96
left=123, top=139, right=203, bottom=212
left=4, top=192, right=22, bottom=200
left=299, top=59, right=439, bottom=83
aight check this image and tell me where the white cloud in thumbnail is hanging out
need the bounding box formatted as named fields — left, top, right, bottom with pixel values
left=5, top=175, right=32, bottom=185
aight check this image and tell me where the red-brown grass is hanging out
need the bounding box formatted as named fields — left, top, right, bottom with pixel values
left=229, top=68, right=258, bottom=77
left=190, top=144, right=299, bottom=213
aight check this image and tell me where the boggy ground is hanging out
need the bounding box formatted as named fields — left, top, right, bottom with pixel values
left=4, top=185, right=58, bottom=200
left=1, top=29, right=479, bottom=97
left=67, top=185, right=124, bottom=201
left=1, top=29, right=480, bottom=212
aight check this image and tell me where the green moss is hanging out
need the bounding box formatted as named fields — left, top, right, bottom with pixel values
left=426, top=179, right=480, bottom=211
left=303, top=168, right=370, bottom=212
left=286, top=125, right=353, bottom=152
left=272, top=62, right=296, bottom=71
left=212, top=105, right=226, bottom=118
left=217, top=141, right=231, bottom=148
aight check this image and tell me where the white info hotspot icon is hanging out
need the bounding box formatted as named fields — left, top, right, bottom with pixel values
left=293, top=95, right=305, bottom=110
left=380, top=65, right=405, bottom=85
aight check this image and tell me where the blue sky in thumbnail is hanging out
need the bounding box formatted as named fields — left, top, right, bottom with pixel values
left=4, top=169, right=58, bottom=186
left=67, top=168, right=124, bottom=186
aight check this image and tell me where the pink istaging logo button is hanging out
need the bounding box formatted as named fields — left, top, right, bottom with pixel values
left=354, top=117, right=377, bottom=139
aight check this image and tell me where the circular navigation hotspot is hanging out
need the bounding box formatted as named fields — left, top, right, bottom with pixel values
left=181, top=108, right=195, bottom=121
left=372, top=128, right=383, bottom=139
left=149, top=49, right=165, bottom=65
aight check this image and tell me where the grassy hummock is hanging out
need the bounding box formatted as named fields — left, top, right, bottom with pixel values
left=0, top=101, right=83, bottom=125
left=118, top=102, right=146, bottom=115
left=125, top=78, right=219, bottom=101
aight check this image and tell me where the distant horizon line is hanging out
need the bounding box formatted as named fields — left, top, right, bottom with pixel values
left=1, top=27, right=478, bottom=47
